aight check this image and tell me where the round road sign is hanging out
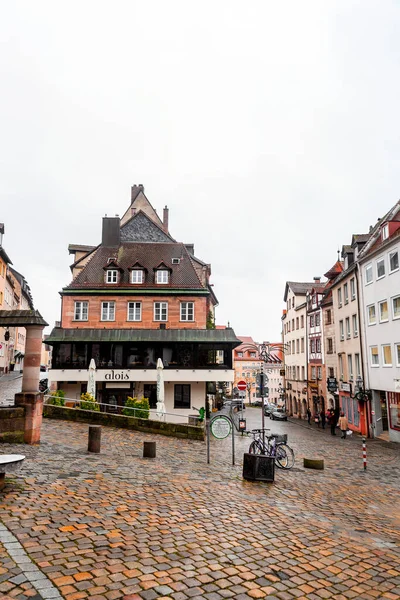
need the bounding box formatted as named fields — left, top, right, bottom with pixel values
left=237, top=380, right=247, bottom=391
left=210, top=416, right=232, bottom=439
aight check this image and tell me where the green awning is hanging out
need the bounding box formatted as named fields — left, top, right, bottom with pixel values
left=45, top=327, right=241, bottom=346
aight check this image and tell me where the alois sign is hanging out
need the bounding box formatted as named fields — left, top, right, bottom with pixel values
left=104, top=370, right=130, bottom=381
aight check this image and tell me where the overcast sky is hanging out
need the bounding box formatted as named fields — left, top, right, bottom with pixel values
left=1, top=1, right=400, bottom=342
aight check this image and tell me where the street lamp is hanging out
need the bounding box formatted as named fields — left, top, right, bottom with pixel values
left=350, top=375, right=372, bottom=402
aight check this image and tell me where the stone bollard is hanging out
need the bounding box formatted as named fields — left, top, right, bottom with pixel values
left=143, top=441, right=156, bottom=458
left=88, top=425, right=101, bottom=453
left=303, top=458, right=324, bottom=470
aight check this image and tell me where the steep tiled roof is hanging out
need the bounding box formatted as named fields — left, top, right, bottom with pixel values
left=284, top=281, right=314, bottom=301
left=65, top=243, right=204, bottom=290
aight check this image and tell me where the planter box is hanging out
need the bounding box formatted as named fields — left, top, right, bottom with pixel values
left=242, top=453, right=275, bottom=482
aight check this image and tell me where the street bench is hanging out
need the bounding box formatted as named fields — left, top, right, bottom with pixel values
left=0, top=454, right=25, bottom=489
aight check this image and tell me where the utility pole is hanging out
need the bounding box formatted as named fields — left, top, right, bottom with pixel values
left=260, top=362, right=266, bottom=454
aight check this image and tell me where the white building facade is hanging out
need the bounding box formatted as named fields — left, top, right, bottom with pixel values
left=358, top=202, right=400, bottom=442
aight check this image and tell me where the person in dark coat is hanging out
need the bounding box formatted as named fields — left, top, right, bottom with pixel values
left=329, top=409, right=336, bottom=435
left=307, top=407, right=311, bottom=424
left=320, top=410, right=326, bottom=429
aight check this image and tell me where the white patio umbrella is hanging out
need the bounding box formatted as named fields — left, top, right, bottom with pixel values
left=156, top=358, right=166, bottom=419
left=87, top=358, right=96, bottom=399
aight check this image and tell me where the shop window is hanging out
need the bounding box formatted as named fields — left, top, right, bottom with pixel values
left=174, top=384, right=191, bottom=409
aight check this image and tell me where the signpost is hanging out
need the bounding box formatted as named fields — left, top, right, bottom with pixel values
left=237, top=380, right=246, bottom=391
left=208, top=415, right=235, bottom=466
left=210, top=415, right=231, bottom=439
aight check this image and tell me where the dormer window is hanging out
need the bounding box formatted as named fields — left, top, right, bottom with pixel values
left=103, top=259, right=123, bottom=284
left=106, top=269, right=118, bottom=284
left=382, top=224, right=389, bottom=241
left=131, top=269, right=144, bottom=284
left=156, top=270, right=169, bottom=284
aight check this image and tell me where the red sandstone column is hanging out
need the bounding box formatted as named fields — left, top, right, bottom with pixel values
left=22, top=326, right=45, bottom=392
left=15, top=392, right=44, bottom=444
left=14, top=325, right=46, bottom=444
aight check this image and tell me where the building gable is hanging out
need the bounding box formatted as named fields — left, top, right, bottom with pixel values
left=121, top=211, right=174, bottom=243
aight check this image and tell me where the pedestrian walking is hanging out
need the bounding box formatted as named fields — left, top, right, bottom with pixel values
left=338, top=412, right=348, bottom=439
left=320, top=410, right=326, bottom=429
left=329, top=409, right=336, bottom=435
left=307, top=407, right=311, bottom=424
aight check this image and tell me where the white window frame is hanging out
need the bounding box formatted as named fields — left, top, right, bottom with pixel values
left=396, top=343, right=400, bottom=368
left=355, top=353, right=361, bottom=377
left=376, top=258, right=385, bottom=280
left=392, top=295, right=400, bottom=320
left=339, top=355, right=344, bottom=379
left=367, top=304, right=376, bottom=326
left=344, top=283, right=349, bottom=304
left=180, top=302, right=194, bottom=322
left=352, top=314, right=358, bottom=337
left=127, top=302, right=142, bottom=322
left=365, top=264, right=373, bottom=285
left=154, top=302, right=168, bottom=321
left=311, top=366, right=316, bottom=380
left=131, top=270, right=144, bottom=284
left=101, top=301, right=115, bottom=321
left=346, top=317, right=351, bottom=339
left=379, top=300, right=389, bottom=323
left=350, top=278, right=356, bottom=301
left=156, top=270, right=169, bottom=284
left=370, top=346, right=379, bottom=367
left=382, top=344, right=392, bottom=367
left=338, top=288, right=342, bottom=307
left=389, top=250, right=399, bottom=274
left=74, top=301, right=88, bottom=321
left=347, top=355, right=353, bottom=380
left=339, top=320, right=344, bottom=341
left=105, top=269, right=118, bottom=284
left=382, top=223, right=389, bottom=240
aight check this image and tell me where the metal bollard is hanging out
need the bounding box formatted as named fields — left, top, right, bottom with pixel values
left=88, top=425, right=101, bottom=453
left=362, top=437, right=367, bottom=471
left=143, top=441, right=156, bottom=458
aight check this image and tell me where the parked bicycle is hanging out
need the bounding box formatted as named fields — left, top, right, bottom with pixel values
left=247, top=429, right=295, bottom=470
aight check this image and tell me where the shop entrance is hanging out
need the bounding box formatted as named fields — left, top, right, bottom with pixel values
left=104, top=388, right=133, bottom=413
left=144, top=384, right=157, bottom=409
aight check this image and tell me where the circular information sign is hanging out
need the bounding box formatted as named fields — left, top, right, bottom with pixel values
left=210, top=416, right=232, bottom=439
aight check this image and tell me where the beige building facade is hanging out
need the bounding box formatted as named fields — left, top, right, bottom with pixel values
left=283, top=282, right=314, bottom=417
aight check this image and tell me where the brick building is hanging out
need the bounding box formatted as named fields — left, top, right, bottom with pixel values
left=46, top=185, right=240, bottom=421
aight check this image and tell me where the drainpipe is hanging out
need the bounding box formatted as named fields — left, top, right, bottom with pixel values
left=355, top=267, right=371, bottom=438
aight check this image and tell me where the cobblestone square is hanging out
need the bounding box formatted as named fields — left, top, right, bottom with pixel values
left=0, top=413, right=399, bottom=599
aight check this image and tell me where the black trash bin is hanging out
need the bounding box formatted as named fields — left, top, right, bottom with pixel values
left=242, top=453, right=275, bottom=482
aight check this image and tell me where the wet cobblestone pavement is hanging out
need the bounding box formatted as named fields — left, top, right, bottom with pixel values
left=0, top=416, right=399, bottom=599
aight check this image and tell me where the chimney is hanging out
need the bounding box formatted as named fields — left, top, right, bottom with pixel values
left=163, top=205, right=169, bottom=233
left=313, top=276, right=321, bottom=283
left=102, top=216, right=120, bottom=247
left=131, top=184, right=144, bottom=204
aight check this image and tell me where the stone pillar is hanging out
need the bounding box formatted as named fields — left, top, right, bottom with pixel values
left=15, top=392, right=44, bottom=444
left=22, top=326, right=45, bottom=393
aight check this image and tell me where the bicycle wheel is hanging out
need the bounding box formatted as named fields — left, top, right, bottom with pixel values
left=274, top=444, right=288, bottom=469
left=248, top=440, right=263, bottom=454
left=278, top=444, right=295, bottom=469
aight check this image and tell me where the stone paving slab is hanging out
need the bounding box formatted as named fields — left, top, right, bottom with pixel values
left=0, top=418, right=399, bottom=599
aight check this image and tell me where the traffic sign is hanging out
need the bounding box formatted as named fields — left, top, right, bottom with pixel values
left=237, top=380, right=247, bottom=391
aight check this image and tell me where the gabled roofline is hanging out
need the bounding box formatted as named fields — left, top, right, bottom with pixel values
left=121, top=208, right=177, bottom=242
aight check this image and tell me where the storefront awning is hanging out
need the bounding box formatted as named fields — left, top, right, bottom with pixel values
left=45, top=327, right=242, bottom=347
